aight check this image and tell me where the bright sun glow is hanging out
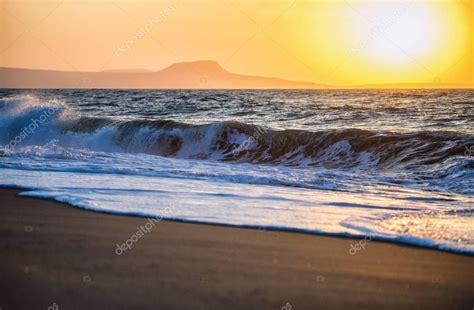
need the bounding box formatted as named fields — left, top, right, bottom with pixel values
left=342, top=0, right=471, bottom=84
left=307, top=0, right=472, bottom=85
left=355, top=3, right=440, bottom=65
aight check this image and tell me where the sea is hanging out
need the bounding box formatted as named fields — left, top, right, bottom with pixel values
left=0, top=89, right=473, bottom=254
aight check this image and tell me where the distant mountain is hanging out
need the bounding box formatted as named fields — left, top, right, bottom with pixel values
left=102, top=69, right=153, bottom=73
left=0, top=61, right=321, bottom=89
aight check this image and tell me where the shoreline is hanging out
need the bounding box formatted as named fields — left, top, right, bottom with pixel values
left=7, top=185, right=472, bottom=257
left=1, top=188, right=473, bottom=309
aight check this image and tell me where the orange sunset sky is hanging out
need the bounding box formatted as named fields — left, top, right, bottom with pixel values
left=1, top=0, right=473, bottom=87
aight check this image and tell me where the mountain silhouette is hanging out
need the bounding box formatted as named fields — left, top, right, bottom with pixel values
left=0, top=60, right=321, bottom=89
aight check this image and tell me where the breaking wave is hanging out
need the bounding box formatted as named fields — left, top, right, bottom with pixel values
left=1, top=95, right=473, bottom=172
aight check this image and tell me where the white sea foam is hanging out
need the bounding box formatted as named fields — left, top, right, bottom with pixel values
left=1, top=148, right=473, bottom=254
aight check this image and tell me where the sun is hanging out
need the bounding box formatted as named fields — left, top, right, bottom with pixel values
left=354, top=1, right=470, bottom=82
left=316, top=0, right=472, bottom=85
left=360, top=3, right=440, bottom=65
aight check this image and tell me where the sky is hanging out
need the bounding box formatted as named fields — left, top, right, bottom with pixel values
left=1, top=0, right=473, bottom=87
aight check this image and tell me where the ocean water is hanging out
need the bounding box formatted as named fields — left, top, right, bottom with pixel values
left=0, top=89, right=473, bottom=254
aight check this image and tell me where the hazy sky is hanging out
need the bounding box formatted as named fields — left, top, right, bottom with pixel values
left=1, top=0, right=472, bottom=86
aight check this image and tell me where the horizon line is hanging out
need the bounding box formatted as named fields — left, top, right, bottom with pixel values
left=1, top=63, right=472, bottom=90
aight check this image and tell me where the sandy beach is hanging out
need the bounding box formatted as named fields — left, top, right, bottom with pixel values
left=0, top=188, right=472, bottom=309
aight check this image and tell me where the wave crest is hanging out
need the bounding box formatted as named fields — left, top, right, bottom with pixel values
left=1, top=95, right=472, bottom=172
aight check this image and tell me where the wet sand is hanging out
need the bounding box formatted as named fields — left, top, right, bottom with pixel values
left=0, top=188, right=472, bottom=309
